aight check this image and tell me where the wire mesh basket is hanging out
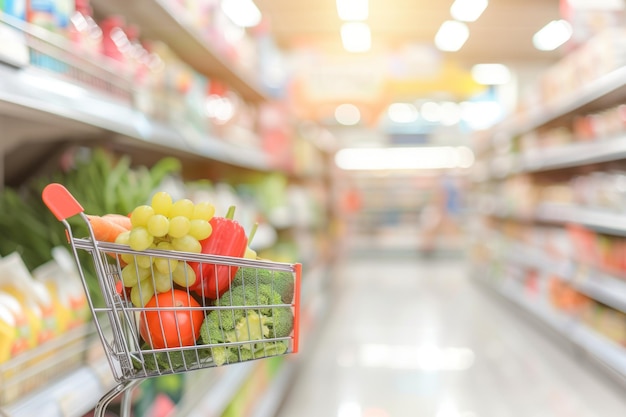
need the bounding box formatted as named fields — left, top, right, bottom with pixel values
left=41, top=183, right=301, bottom=417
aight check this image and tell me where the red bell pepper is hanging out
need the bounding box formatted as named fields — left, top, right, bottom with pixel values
left=189, top=206, right=248, bottom=298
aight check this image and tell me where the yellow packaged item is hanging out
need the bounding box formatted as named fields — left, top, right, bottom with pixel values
left=0, top=253, right=55, bottom=347
left=0, top=302, right=15, bottom=364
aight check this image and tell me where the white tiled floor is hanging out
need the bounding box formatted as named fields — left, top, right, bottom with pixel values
left=276, top=243, right=626, bottom=417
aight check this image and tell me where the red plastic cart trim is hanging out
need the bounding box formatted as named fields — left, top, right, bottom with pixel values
left=292, top=263, right=302, bottom=354
left=42, top=183, right=84, bottom=221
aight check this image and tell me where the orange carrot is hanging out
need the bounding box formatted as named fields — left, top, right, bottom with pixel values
left=103, top=213, right=132, bottom=231
left=86, top=215, right=128, bottom=242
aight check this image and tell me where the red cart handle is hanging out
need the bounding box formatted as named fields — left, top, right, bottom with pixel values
left=42, top=183, right=84, bottom=221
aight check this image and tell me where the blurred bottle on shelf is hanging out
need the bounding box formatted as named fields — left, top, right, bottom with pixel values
left=68, top=0, right=102, bottom=57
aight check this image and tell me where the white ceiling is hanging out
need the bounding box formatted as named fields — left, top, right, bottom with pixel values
left=254, top=0, right=563, bottom=67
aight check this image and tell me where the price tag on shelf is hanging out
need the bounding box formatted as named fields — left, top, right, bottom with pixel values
left=0, top=22, right=29, bottom=67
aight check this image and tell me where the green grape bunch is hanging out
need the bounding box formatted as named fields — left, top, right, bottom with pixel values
left=116, top=191, right=216, bottom=307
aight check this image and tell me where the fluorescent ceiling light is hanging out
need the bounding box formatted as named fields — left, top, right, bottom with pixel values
left=334, top=146, right=475, bottom=170
left=533, top=20, right=572, bottom=51
left=450, top=0, right=488, bottom=22
left=387, top=103, right=419, bottom=123
left=434, top=20, right=469, bottom=52
left=221, top=0, right=262, bottom=27
left=335, top=103, right=361, bottom=125
left=471, top=63, right=511, bottom=85
left=336, top=0, right=368, bottom=21
left=341, top=22, right=371, bottom=52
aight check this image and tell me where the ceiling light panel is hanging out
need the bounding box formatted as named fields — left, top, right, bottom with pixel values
left=221, top=0, right=262, bottom=27
left=336, top=0, right=369, bottom=21
left=533, top=19, right=573, bottom=51
left=434, top=20, right=470, bottom=52
left=450, top=0, right=488, bottom=22
left=334, top=146, right=475, bottom=170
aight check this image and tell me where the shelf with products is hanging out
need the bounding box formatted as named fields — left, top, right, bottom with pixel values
left=496, top=64, right=626, bottom=142
left=0, top=10, right=290, bottom=179
left=475, top=271, right=626, bottom=380
left=471, top=46, right=626, bottom=378
left=490, top=231, right=626, bottom=316
left=493, top=29, right=626, bottom=144
left=90, top=0, right=271, bottom=103
left=472, top=207, right=626, bottom=374
left=0, top=323, right=116, bottom=417
left=478, top=197, right=626, bottom=238
left=0, top=62, right=274, bottom=181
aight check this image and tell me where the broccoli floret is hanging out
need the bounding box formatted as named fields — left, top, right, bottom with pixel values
left=157, top=348, right=212, bottom=371
left=229, top=310, right=269, bottom=349
left=209, top=346, right=241, bottom=366
left=132, top=339, right=213, bottom=374
left=132, top=350, right=160, bottom=373
left=199, top=284, right=275, bottom=345
left=133, top=346, right=212, bottom=373
left=232, top=268, right=295, bottom=304
left=253, top=340, right=289, bottom=358
left=199, top=283, right=294, bottom=366
left=210, top=341, right=289, bottom=366
left=266, top=306, right=294, bottom=338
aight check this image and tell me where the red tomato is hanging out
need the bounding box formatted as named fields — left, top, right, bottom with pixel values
left=139, top=290, right=204, bottom=349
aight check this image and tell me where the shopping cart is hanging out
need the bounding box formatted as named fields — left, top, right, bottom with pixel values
left=41, top=183, right=301, bottom=417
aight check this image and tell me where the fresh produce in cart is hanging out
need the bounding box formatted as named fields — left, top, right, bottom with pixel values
left=41, top=183, right=301, bottom=417
left=139, top=290, right=204, bottom=349
left=198, top=280, right=294, bottom=366
left=232, top=266, right=295, bottom=304
left=188, top=206, right=248, bottom=299
left=115, top=191, right=216, bottom=306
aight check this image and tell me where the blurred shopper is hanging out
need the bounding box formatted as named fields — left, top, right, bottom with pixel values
left=419, top=175, right=463, bottom=255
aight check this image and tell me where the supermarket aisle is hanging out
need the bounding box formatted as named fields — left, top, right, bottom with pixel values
left=276, top=241, right=626, bottom=417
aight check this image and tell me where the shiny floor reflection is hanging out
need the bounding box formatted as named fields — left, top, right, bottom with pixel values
left=276, top=247, right=626, bottom=417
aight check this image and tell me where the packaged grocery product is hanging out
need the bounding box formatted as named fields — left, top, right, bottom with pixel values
left=32, top=247, right=89, bottom=332
left=0, top=252, right=57, bottom=346
left=0, top=301, right=16, bottom=364
left=54, top=0, right=74, bottom=31
left=1, top=0, right=27, bottom=19
left=27, top=0, right=56, bottom=31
